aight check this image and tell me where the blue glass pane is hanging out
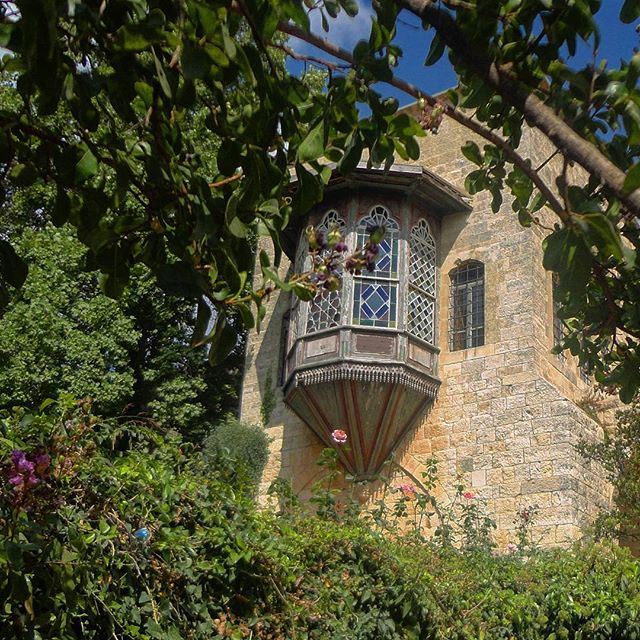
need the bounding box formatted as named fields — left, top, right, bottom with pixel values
left=353, top=282, right=397, bottom=327
left=356, top=230, right=398, bottom=278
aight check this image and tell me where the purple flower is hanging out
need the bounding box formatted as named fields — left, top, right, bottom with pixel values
left=25, top=474, right=39, bottom=487
left=16, top=457, right=35, bottom=474
left=7, top=470, right=23, bottom=486
left=10, top=450, right=26, bottom=465
left=34, top=453, right=50, bottom=473
left=335, top=242, right=348, bottom=253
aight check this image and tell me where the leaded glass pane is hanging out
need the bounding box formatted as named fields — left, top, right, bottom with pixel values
left=305, top=210, right=346, bottom=334
left=449, top=261, right=485, bottom=351
left=356, top=206, right=399, bottom=279
left=409, top=219, right=436, bottom=295
left=353, top=281, right=397, bottom=328
left=408, top=289, right=435, bottom=343
left=408, top=219, right=437, bottom=344
left=306, top=288, right=342, bottom=333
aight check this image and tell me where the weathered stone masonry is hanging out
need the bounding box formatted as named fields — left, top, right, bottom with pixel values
left=239, top=114, right=613, bottom=546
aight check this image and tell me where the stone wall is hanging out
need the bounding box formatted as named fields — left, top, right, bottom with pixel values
left=239, top=114, right=614, bottom=544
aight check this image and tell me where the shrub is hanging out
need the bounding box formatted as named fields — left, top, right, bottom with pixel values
left=2, top=399, right=640, bottom=640
left=579, top=401, right=640, bottom=541
left=202, top=416, right=270, bottom=490
left=0, top=399, right=285, bottom=639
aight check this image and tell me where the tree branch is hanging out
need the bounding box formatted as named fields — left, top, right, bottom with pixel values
left=277, top=21, right=567, bottom=220
left=396, top=0, right=640, bottom=217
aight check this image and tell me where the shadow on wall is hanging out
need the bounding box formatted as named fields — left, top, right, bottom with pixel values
left=253, top=269, right=326, bottom=495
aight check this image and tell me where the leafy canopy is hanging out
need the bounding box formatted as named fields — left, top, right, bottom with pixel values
left=3, top=1, right=640, bottom=399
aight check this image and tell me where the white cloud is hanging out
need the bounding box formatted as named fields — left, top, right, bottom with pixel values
left=291, top=0, right=374, bottom=56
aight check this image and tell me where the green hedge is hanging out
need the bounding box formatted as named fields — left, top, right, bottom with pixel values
left=1, top=400, right=639, bottom=639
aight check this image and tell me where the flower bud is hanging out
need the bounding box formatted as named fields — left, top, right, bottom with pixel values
left=305, top=226, right=318, bottom=250
left=326, top=225, right=342, bottom=249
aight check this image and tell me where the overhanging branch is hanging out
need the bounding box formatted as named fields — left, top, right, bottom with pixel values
left=397, top=0, right=640, bottom=218
left=277, top=21, right=567, bottom=220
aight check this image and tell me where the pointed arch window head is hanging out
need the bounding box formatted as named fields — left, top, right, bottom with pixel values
left=408, top=219, right=437, bottom=344
left=449, top=260, right=485, bottom=351
left=352, top=205, right=400, bottom=328
left=306, top=210, right=346, bottom=334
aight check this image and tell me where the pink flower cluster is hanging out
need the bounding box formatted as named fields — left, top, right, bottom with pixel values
left=7, top=450, right=50, bottom=488
left=397, top=482, right=417, bottom=497
left=462, top=491, right=475, bottom=500
left=331, top=429, right=348, bottom=444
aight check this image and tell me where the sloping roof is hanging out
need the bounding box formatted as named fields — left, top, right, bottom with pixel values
left=282, top=161, right=471, bottom=260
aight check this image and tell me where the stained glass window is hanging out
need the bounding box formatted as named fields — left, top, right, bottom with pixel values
left=306, top=210, right=346, bottom=333
left=449, top=261, right=484, bottom=351
left=352, top=206, right=399, bottom=328
left=408, top=219, right=436, bottom=343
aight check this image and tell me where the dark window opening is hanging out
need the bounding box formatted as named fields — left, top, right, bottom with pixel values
left=552, top=273, right=566, bottom=361
left=449, top=261, right=485, bottom=351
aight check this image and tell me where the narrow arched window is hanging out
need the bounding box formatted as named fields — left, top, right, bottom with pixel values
left=306, top=210, right=346, bottom=333
left=552, top=272, right=566, bottom=361
left=408, top=219, right=437, bottom=344
left=449, top=260, right=484, bottom=351
left=352, top=205, right=400, bottom=328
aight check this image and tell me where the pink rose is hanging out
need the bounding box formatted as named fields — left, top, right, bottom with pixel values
left=331, top=429, right=348, bottom=444
left=462, top=491, right=475, bottom=500
left=507, top=543, right=518, bottom=553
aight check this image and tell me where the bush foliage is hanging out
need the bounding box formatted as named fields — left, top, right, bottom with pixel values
left=2, top=400, right=640, bottom=640
left=202, top=417, right=270, bottom=490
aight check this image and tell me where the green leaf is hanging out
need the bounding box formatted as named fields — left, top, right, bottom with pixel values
left=620, top=0, right=640, bottom=23
left=623, top=162, right=640, bottom=194
left=297, top=120, right=325, bottom=163
left=225, top=191, right=248, bottom=238
left=116, top=26, right=153, bottom=51
left=542, top=228, right=591, bottom=296
left=0, top=239, right=28, bottom=289
left=461, top=141, right=483, bottom=166
left=424, top=33, right=445, bottom=66
left=262, top=266, right=292, bottom=292
left=191, top=298, right=212, bottom=347
left=156, top=262, right=204, bottom=297
left=576, top=213, right=624, bottom=261
left=75, top=149, right=98, bottom=184
left=182, top=44, right=212, bottom=79
left=208, top=316, right=238, bottom=365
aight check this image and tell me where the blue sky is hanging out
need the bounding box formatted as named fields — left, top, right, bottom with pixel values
left=291, top=1, right=639, bottom=107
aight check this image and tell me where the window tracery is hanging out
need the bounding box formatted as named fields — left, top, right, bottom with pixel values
left=352, top=206, right=400, bottom=328
left=408, top=219, right=437, bottom=344
left=306, top=210, right=346, bottom=333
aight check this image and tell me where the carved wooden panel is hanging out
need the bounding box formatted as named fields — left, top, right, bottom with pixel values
left=408, top=341, right=434, bottom=371
left=304, top=334, right=339, bottom=360
left=353, top=333, right=395, bottom=357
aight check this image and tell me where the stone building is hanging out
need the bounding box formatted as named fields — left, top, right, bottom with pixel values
left=239, top=110, right=613, bottom=546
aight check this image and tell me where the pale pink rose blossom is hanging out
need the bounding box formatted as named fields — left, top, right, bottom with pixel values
left=331, top=429, right=348, bottom=444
